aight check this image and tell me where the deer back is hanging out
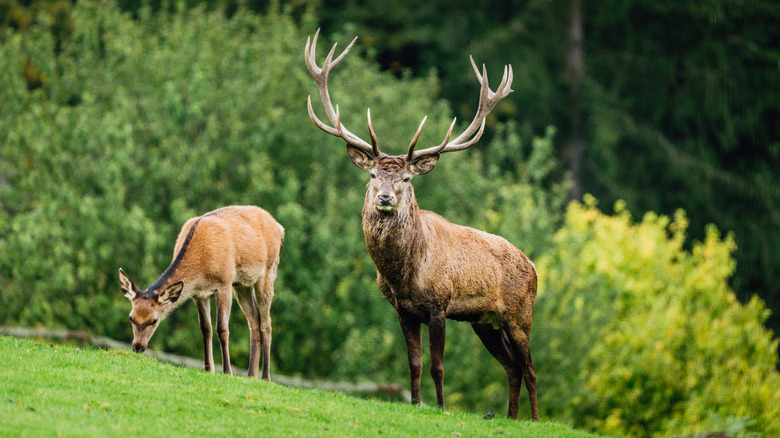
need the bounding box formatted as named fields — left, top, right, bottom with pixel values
left=167, top=206, right=284, bottom=296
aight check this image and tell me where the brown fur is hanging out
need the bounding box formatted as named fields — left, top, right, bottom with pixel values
left=119, top=205, right=284, bottom=380
left=351, top=150, right=538, bottom=420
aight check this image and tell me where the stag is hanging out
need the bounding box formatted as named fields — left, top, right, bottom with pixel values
left=304, top=29, right=538, bottom=420
left=119, top=205, right=284, bottom=380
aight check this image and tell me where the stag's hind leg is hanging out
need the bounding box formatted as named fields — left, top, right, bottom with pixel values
left=234, top=285, right=262, bottom=378
left=428, top=312, right=447, bottom=409
left=471, top=323, right=523, bottom=419
left=504, top=321, right=538, bottom=421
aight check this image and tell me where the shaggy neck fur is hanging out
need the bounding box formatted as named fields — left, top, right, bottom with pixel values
left=362, top=186, right=426, bottom=286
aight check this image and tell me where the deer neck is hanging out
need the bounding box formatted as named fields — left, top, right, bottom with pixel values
left=362, top=193, right=426, bottom=284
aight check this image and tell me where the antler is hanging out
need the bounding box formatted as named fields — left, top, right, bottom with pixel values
left=306, top=29, right=513, bottom=162
left=408, top=56, right=514, bottom=161
left=305, top=29, right=379, bottom=157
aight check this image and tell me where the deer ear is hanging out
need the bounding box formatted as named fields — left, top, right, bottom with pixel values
left=159, top=281, right=183, bottom=304
left=346, top=144, right=374, bottom=170
left=410, top=154, right=440, bottom=175
left=118, top=268, right=137, bottom=300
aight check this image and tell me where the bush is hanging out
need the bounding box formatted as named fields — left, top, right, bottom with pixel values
left=534, top=197, right=780, bottom=436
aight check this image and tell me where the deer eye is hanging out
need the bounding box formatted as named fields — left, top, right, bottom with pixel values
left=402, top=175, right=411, bottom=182
left=151, top=319, right=159, bottom=325
left=370, top=172, right=377, bottom=179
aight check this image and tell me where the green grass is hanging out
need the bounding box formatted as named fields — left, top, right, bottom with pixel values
left=0, top=336, right=605, bottom=437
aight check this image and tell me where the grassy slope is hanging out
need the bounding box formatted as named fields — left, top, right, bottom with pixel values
left=0, top=337, right=605, bottom=437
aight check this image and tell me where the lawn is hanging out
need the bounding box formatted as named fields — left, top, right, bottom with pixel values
left=0, top=336, right=606, bottom=437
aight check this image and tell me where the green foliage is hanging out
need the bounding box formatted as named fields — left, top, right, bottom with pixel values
left=1, top=336, right=605, bottom=437
left=0, top=0, right=564, bottom=419
left=580, top=1, right=780, bottom=331
left=534, top=197, right=780, bottom=436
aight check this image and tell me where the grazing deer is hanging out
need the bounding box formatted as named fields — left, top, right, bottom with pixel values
left=118, top=205, right=284, bottom=380
left=304, top=30, right=538, bottom=421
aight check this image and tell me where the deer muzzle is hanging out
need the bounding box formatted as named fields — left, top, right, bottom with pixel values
left=375, top=191, right=396, bottom=211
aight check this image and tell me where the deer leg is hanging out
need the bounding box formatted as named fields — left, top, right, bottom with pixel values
left=522, top=345, right=538, bottom=421
left=257, top=269, right=276, bottom=381
left=505, top=322, right=538, bottom=421
left=471, top=323, right=522, bottom=419
left=428, top=312, right=447, bottom=410
left=194, top=298, right=215, bottom=373
left=398, top=312, right=423, bottom=405
left=215, top=286, right=233, bottom=375
left=233, top=285, right=261, bottom=378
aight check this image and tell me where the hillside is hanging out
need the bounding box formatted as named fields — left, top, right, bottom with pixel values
left=0, top=336, right=605, bottom=437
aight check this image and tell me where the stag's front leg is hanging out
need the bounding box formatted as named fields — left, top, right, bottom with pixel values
left=398, top=311, right=423, bottom=405
left=428, top=312, right=447, bottom=409
left=215, top=286, right=233, bottom=375
left=194, top=298, right=215, bottom=372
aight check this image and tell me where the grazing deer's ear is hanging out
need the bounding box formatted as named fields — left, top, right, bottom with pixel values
left=346, top=144, right=374, bottom=170
left=159, top=281, right=183, bottom=304
left=118, top=268, right=137, bottom=300
left=410, top=154, right=440, bottom=175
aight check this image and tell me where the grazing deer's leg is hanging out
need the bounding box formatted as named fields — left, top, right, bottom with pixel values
left=428, top=312, right=447, bottom=409
left=505, top=321, right=538, bottom=421
left=215, top=285, right=233, bottom=375
left=194, top=298, right=215, bottom=373
left=471, top=323, right=522, bottom=419
left=398, top=312, right=423, bottom=405
left=257, top=267, right=276, bottom=381
left=233, top=285, right=261, bottom=378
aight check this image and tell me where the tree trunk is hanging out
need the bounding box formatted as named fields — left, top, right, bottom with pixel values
left=564, top=0, right=585, bottom=201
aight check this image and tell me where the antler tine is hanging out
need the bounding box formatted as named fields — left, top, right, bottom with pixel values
left=367, top=108, right=380, bottom=157
left=305, top=29, right=375, bottom=155
left=429, top=118, right=458, bottom=155
left=332, top=37, right=358, bottom=66
left=307, top=95, right=339, bottom=136
left=335, top=105, right=345, bottom=138
left=405, top=116, right=428, bottom=160
left=471, top=55, right=483, bottom=82
left=411, top=56, right=513, bottom=160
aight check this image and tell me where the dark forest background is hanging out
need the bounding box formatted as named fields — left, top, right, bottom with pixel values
left=321, top=0, right=780, bottom=337
left=1, top=0, right=778, bottom=435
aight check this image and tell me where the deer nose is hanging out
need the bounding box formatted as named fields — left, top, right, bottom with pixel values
left=132, top=343, right=146, bottom=353
left=378, top=194, right=394, bottom=206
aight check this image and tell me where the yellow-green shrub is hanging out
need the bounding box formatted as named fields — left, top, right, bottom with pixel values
left=535, top=197, right=779, bottom=436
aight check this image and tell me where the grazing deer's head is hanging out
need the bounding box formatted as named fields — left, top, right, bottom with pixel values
left=304, top=28, right=513, bottom=215
left=118, top=268, right=182, bottom=353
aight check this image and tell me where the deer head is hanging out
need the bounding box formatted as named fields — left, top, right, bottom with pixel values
left=118, top=268, right=182, bottom=353
left=304, top=28, right=513, bottom=214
